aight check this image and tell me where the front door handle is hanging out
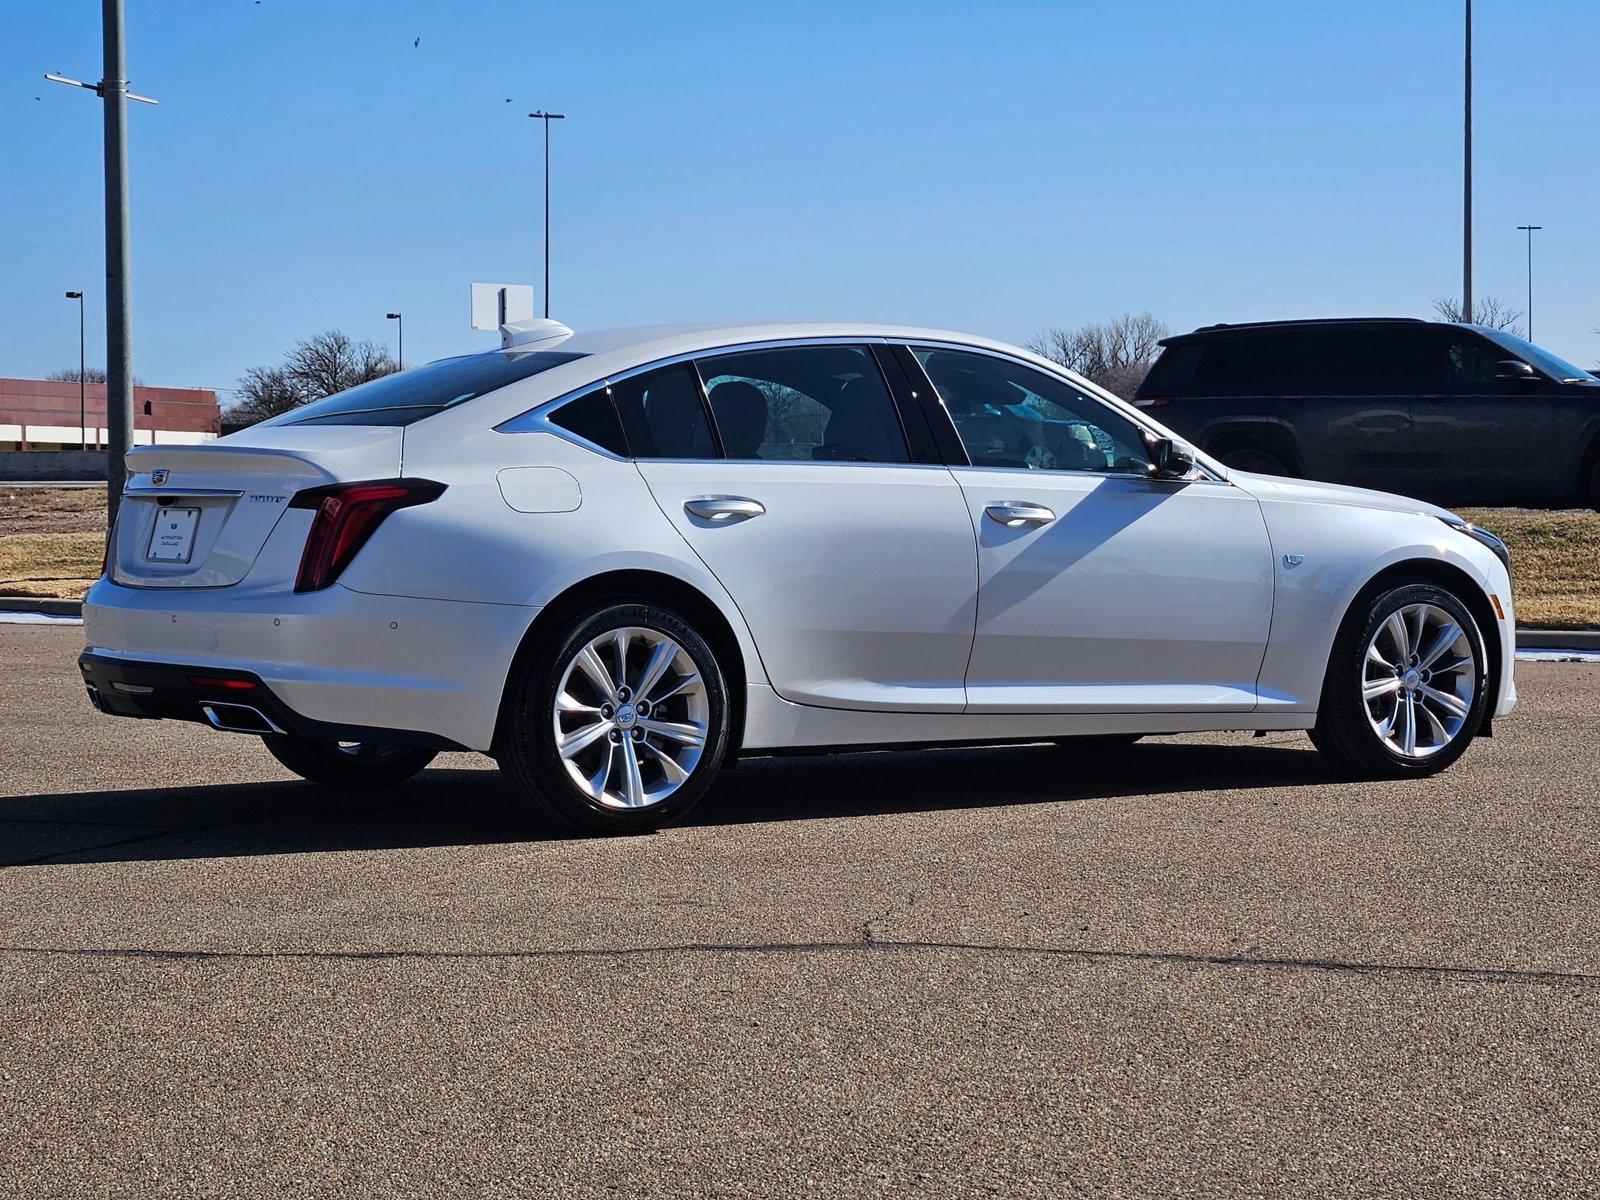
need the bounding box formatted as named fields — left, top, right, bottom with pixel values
left=684, top=496, right=766, bottom=523
left=984, top=501, right=1056, bottom=528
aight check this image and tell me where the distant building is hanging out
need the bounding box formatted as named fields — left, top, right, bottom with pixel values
left=0, top=377, right=219, bottom=450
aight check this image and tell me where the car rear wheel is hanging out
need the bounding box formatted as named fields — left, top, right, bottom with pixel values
left=263, top=735, right=437, bottom=787
left=498, top=601, right=732, bottom=835
left=1310, top=582, right=1488, bottom=778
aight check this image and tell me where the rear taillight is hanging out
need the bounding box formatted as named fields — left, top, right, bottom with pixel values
left=289, top=478, right=446, bottom=592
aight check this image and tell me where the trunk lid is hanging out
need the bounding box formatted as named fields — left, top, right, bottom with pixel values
left=110, top=426, right=403, bottom=588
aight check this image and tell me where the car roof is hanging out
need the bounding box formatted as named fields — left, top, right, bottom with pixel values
left=555, top=320, right=1035, bottom=361
left=1159, top=317, right=1450, bottom=347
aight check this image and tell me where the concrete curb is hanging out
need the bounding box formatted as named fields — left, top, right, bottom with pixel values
left=2, top=594, right=1599, bottom=650
left=0, top=597, right=84, bottom=617
left=1516, top=628, right=1600, bottom=650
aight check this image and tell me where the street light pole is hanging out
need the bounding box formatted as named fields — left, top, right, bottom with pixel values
left=527, top=110, right=566, bottom=318
left=1517, top=225, right=1542, bottom=342
left=44, top=0, right=158, bottom=520
left=1462, top=0, right=1473, bottom=322
left=387, top=312, right=404, bottom=370
left=65, top=291, right=86, bottom=448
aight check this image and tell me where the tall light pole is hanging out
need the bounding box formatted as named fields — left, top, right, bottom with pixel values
left=386, top=312, right=403, bottom=369
left=1517, top=225, right=1542, bottom=342
left=65, top=291, right=86, bottom=448
left=45, top=0, right=158, bottom=520
left=527, top=110, right=566, bottom=318
left=1462, top=0, right=1473, bottom=322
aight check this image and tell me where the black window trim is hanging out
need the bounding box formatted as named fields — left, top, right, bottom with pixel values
left=499, top=335, right=1222, bottom=477
left=504, top=336, right=953, bottom=468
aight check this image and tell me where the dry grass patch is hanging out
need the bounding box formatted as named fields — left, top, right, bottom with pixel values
left=1459, top=508, right=1600, bottom=630
left=0, top=531, right=102, bottom=599
left=0, top=485, right=106, bottom=536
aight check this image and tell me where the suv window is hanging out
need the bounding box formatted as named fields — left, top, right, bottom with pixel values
left=1179, top=330, right=1436, bottom=397
left=282, top=350, right=588, bottom=427
left=697, top=345, right=909, bottom=463
left=609, top=364, right=717, bottom=459
left=915, top=348, right=1149, bottom=473
left=1433, top=331, right=1502, bottom=392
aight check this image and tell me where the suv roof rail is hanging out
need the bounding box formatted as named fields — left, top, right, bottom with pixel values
left=1160, top=316, right=1431, bottom=347
left=1191, top=317, right=1425, bottom=333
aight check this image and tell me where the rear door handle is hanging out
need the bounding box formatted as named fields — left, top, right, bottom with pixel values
left=984, top=501, right=1056, bottom=527
left=684, top=496, right=766, bottom=523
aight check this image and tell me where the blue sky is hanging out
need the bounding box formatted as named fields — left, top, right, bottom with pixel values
left=3, top=1, right=1597, bottom=403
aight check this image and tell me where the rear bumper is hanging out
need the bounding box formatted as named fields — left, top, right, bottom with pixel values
left=82, top=579, right=538, bottom=751
left=78, top=652, right=467, bottom=750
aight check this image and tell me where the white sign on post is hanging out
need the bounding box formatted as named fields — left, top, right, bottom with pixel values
left=470, top=283, right=536, bottom=331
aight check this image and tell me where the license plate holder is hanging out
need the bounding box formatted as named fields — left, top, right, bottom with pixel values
left=146, top=507, right=200, bottom=562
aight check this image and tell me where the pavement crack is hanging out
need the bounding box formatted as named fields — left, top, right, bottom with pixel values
left=0, top=938, right=1593, bottom=989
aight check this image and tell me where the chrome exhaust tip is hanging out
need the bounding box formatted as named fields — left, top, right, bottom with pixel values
left=198, top=702, right=285, bottom=736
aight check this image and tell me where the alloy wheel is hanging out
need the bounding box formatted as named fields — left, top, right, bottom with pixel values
left=1361, top=602, right=1477, bottom=759
left=551, top=626, right=710, bottom=809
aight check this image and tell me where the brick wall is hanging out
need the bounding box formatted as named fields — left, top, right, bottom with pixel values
left=0, top=378, right=219, bottom=449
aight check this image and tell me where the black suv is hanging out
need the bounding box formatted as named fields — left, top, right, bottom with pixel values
left=1134, top=317, right=1600, bottom=507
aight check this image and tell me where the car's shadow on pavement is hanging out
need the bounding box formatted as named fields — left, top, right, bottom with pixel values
left=1, top=738, right=1338, bottom=867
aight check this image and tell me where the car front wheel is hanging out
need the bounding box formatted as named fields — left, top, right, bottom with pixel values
left=1310, top=581, right=1488, bottom=778
left=498, top=601, right=732, bottom=834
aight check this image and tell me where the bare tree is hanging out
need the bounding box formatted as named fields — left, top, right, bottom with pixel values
left=228, top=330, right=397, bottom=426
left=1027, top=311, right=1170, bottom=398
left=47, top=366, right=109, bottom=383
left=1431, top=295, right=1524, bottom=334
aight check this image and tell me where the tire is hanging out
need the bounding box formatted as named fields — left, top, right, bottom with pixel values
left=263, top=734, right=437, bottom=787
left=1587, top=455, right=1600, bottom=510
left=1310, top=581, right=1488, bottom=779
left=1218, top=444, right=1292, bottom=477
left=497, top=601, right=732, bottom=835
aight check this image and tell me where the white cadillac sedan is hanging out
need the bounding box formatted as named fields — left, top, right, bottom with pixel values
left=82, top=320, right=1516, bottom=833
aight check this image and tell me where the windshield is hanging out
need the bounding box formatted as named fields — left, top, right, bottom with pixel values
left=276, top=349, right=590, bottom=426
left=1474, top=328, right=1598, bottom=383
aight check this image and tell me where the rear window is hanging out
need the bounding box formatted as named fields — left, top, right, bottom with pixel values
left=280, top=350, right=589, bottom=427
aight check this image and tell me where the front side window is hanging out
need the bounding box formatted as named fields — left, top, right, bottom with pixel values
left=1437, top=332, right=1511, bottom=392
left=914, top=348, right=1150, bottom=473
left=281, top=350, right=588, bottom=427
left=609, top=364, right=717, bottom=459
left=697, top=345, right=909, bottom=463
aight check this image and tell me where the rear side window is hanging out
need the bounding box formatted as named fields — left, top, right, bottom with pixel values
left=547, top=389, right=628, bottom=456
left=697, top=345, right=909, bottom=463
left=282, top=350, right=589, bottom=427
left=610, top=364, right=718, bottom=459
left=1138, top=343, right=1202, bottom=399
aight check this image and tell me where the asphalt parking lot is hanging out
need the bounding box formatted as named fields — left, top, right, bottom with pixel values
left=2, top=623, right=1596, bottom=1198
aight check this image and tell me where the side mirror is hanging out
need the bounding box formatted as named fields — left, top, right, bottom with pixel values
left=1495, top=359, right=1539, bottom=384
left=1145, top=434, right=1195, bottom=480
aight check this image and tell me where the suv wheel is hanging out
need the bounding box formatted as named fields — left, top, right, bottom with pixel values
left=263, top=735, right=437, bottom=787
left=1310, top=582, right=1488, bottom=778
left=498, top=601, right=732, bottom=834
